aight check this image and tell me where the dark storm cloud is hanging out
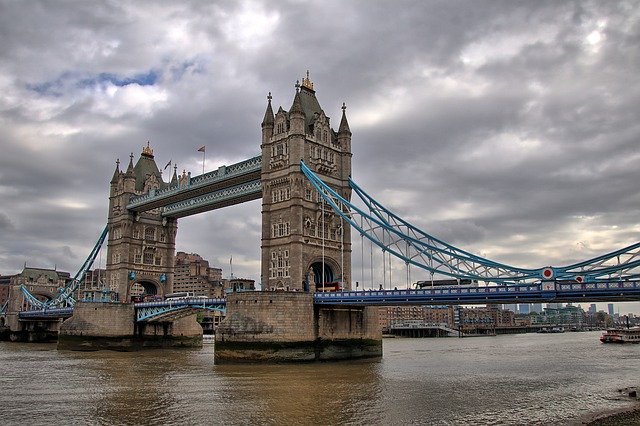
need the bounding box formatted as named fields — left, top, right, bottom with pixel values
left=0, top=1, right=639, bottom=313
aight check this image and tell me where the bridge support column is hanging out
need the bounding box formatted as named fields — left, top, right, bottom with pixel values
left=58, top=302, right=202, bottom=351
left=2, top=313, right=61, bottom=342
left=214, top=292, right=382, bottom=363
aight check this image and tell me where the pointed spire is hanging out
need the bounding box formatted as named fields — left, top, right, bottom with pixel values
left=338, top=102, right=351, bottom=135
left=290, top=87, right=304, bottom=116
left=301, top=70, right=314, bottom=92
left=125, top=152, right=135, bottom=176
left=171, top=164, right=178, bottom=186
left=261, top=92, right=274, bottom=127
left=110, top=158, right=121, bottom=184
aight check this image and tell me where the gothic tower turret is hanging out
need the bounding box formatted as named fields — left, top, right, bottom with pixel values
left=260, top=72, right=353, bottom=292
left=105, top=143, right=178, bottom=302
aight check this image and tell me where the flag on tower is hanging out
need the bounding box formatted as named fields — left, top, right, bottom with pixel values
left=197, top=145, right=206, bottom=152
left=164, top=160, right=172, bottom=170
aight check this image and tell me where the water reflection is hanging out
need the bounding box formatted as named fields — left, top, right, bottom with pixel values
left=2, top=333, right=639, bottom=425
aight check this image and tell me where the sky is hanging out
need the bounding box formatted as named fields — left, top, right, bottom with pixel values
left=1, top=1, right=639, bottom=313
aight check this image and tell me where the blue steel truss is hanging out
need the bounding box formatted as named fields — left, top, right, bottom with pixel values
left=20, top=225, right=109, bottom=310
left=0, top=299, right=7, bottom=315
left=314, top=279, right=640, bottom=306
left=17, top=307, right=74, bottom=320
left=15, top=280, right=640, bottom=320
left=160, top=180, right=261, bottom=218
left=127, top=155, right=262, bottom=214
left=300, top=161, right=640, bottom=285
left=135, top=298, right=226, bottom=322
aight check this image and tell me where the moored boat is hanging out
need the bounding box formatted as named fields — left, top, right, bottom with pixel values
left=600, top=327, right=640, bottom=343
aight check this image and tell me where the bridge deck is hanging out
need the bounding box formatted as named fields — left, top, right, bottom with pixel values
left=127, top=155, right=261, bottom=214
left=15, top=281, right=640, bottom=320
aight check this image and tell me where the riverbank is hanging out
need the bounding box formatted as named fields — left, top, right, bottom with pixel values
left=585, top=405, right=640, bottom=425
left=582, top=387, right=639, bottom=425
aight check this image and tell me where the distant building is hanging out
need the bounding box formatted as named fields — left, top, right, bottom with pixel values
left=380, top=305, right=452, bottom=331
left=530, top=303, right=543, bottom=314
left=0, top=274, right=13, bottom=308
left=4, top=266, right=71, bottom=309
left=532, top=305, right=584, bottom=327
left=519, top=304, right=530, bottom=314
left=172, top=252, right=255, bottom=333
left=608, top=303, right=614, bottom=316
left=173, top=252, right=224, bottom=298
left=503, top=303, right=517, bottom=313
left=589, top=304, right=597, bottom=314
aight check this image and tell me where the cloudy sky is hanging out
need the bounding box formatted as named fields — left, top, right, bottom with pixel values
left=1, top=1, right=639, bottom=313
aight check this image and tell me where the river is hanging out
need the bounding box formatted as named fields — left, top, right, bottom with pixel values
left=1, top=331, right=638, bottom=425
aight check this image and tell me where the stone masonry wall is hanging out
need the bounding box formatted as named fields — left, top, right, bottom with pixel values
left=60, top=302, right=135, bottom=337
left=317, top=306, right=381, bottom=341
left=217, top=292, right=315, bottom=343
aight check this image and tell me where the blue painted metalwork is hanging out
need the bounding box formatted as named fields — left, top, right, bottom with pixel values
left=17, top=307, right=74, bottom=319
left=127, top=155, right=262, bottom=213
left=19, top=225, right=109, bottom=310
left=300, top=161, right=640, bottom=285
left=135, top=298, right=226, bottom=322
left=15, top=280, right=640, bottom=320
left=0, top=299, right=8, bottom=315
left=160, top=179, right=261, bottom=218
left=314, top=279, right=640, bottom=306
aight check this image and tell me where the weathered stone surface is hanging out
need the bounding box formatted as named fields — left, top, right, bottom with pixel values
left=58, top=302, right=202, bottom=351
left=214, top=292, right=382, bottom=363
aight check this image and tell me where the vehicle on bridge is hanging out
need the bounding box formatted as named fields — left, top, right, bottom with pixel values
left=165, top=292, right=196, bottom=301
left=414, top=279, right=479, bottom=289
left=317, top=281, right=343, bottom=292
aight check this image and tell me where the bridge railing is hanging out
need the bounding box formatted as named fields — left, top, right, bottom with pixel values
left=134, top=297, right=226, bottom=308
left=18, top=307, right=74, bottom=319
left=128, top=155, right=261, bottom=208
left=134, top=297, right=227, bottom=322
left=161, top=180, right=261, bottom=217
left=314, top=279, right=640, bottom=304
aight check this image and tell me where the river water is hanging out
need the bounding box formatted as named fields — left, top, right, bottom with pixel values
left=1, top=331, right=638, bottom=425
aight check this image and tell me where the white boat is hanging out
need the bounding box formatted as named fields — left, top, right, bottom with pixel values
left=202, top=334, right=215, bottom=344
left=600, top=327, right=640, bottom=343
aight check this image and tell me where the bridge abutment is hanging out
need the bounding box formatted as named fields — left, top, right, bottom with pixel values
left=57, top=302, right=202, bottom=351
left=3, top=313, right=61, bottom=342
left=214, top=292, right=382, bottom=363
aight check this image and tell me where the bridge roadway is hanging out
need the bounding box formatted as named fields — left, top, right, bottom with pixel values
left=126, top=155, right=261, bottom=217
left=314, top=280, right=640, bottom=305
left=15, top=279, right=640, bottom=321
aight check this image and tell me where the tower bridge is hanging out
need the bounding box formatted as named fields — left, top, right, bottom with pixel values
left=5, top=73, right=640, bottom=362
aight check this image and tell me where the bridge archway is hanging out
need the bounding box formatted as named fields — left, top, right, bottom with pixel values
left=129, top=280, right=160, bottom=301
left=309, top=260, right=340, bottom=291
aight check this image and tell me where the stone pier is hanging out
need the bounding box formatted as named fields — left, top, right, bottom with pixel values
left=4, top=313, right=61, bottom=342
left=214, top=292, right=382, bottom=363
left=58, top=302, right=202, bottom=351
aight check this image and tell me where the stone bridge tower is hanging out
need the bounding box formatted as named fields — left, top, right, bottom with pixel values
left=260, top=73, right=353, bottom=292
left=105, top=143, right=178, bottom=302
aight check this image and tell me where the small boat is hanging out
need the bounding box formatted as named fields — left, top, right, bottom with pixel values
left=202, top=334, right=215, bottom=344
left=600, top=327, right=640, bottom=343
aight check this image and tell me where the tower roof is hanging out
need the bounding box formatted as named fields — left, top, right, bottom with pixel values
left=262, top=92, right=274, bottom=127
left=289, top=71, right=325, bottom=133
left=110, top=159, right=121, bottom=184
left=132, top=142, right=166, bottom=191
left=338, top=103, right=351, bottom=135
